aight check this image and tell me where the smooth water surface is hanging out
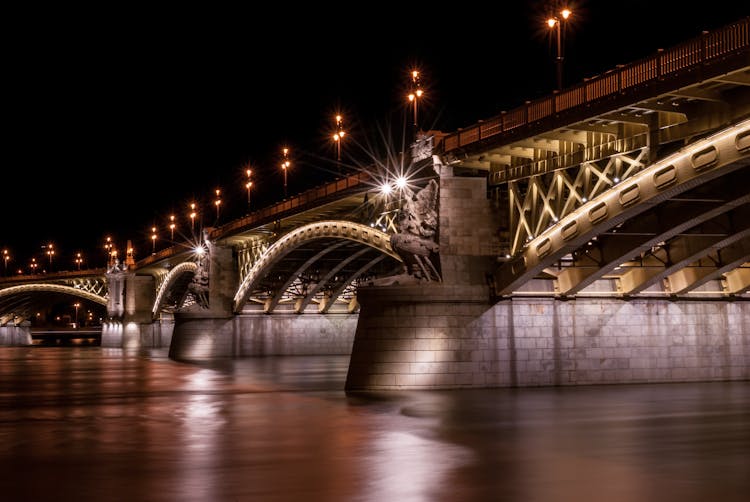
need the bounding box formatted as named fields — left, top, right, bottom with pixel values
left=1, top=347, right=748, bottom=501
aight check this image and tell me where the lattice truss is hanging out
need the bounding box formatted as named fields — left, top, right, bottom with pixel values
left=68, top=277, right=108, bottom=299
left=505, top=146, right=649, bottom=255
left=258, top=271, right=365, bottom=313
left=237, top=239, right=269, bottom=283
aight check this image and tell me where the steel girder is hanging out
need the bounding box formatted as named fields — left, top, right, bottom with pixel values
left=494, top=119, right=750, bottom=297
left=233, top=220, right=401, bottom=314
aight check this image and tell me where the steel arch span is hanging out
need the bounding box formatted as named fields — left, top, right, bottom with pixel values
left=0, top=283, right=108, bottom=325
left=152, top=261, right=198, bottom=317
left=233, top=220, right=401, bottom=314
left=494, top=119, right=750, bottom=296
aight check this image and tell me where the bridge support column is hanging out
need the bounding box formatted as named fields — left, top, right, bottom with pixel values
left=169, top=241, right=238, bottom=360
left=0, top=321, right=32, bottom=346
left=345, top=284, right=493, bottom=390
left=102, top=271, right=157, bottom=349
left=346, top=294, right=750, bottom=391
left=436, top=162, right=500, bottom=285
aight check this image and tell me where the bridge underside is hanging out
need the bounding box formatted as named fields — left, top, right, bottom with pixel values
left=0, top=280, right=108, bottom=325
left=241, top=236, right=401, bottom=314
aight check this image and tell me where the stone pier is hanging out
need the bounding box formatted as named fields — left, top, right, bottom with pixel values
left=345, top=287, right=750, bottom=390
left=0, top=321, right=32, bottom=346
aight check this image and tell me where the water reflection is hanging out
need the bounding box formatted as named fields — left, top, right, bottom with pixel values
left=0, top=347, right=748, bottom=501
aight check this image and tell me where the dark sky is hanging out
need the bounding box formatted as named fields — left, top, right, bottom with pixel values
left=3, top=2, right=747, bottom=271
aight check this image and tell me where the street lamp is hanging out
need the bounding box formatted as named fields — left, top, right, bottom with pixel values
left=2, top=249, right=9, bottom=275
left=281, top=148, right=290, bottom=198
left=245, top=168, right=253, bottom=209
left=407, top=70, right=424, bottom=129
left=30, top=258, right=38, bottom=274
left=46, top=243, right=55, bottom=269
left=73, top=302, right=80, bottom=328
left=75, top=252, right=83, bottom=270
left=547, top=7, right=572, bottom=91
left=189, top=203, right=197, bottom=233
left=332, top=115, right=346, bottom=170
left=169, top=215, right=176, bottom=241
left=151, top=226, right=157, bottom=254
left=214, top=189, right=222, bottom=221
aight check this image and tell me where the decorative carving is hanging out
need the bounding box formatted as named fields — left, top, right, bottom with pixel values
left=187, top=245, right=210, bottom=309
left=389, top=177, right=441, bottom=282
left=410, top=132, right=433, bottom=162
left=107, top=258, right=128, bottom=274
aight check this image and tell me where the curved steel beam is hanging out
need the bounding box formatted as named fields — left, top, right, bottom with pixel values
left=263, top=241, right=347, bottom=313
left=151, top=262, right=198, bottom=316
left=0, top=284, right=107, bottom=306
left=233, top=220, right=399, bottom=313
left=616, top=207, right=750, bottom=295
left=495, top=119, right=750, bottom=296
left=293, top=247, right=371, bottom=314
left=665, top=237, right=750, bottom=294
left=556, top=182, right=750, bottom=296
left=319, top=254, right=386, bottom=314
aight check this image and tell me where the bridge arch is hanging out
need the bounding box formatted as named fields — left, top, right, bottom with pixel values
left=0, top=283, right=108, bottom=325
left=233, top=220, right=401, bottom=313
left=495, top=119, right=750, bottom=296
left=152, top=261, right=198, bottom=317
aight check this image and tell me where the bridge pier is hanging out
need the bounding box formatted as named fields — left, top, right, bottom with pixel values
left=346, top=287, right=750, bottom=390
left=345, top=159, right=750, bottom=390
left=101, top=268, right=167, bottom=349
left=0, top=321, right=32, bottom=346
left=169, top=312, right=357, bottom=361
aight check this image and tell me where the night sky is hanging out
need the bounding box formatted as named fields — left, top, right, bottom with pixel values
left=3, top=2, right=747, bottom=271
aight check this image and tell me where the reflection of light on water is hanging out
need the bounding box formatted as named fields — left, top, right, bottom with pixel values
left=174, top=368, right=225, bottom=500
left=366, top=428, right=474, bottom=501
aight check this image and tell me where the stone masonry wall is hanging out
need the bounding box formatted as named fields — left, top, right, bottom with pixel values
left=346, top=285, right=750, bottom=390
left=169, top=313, right=357, bottom=361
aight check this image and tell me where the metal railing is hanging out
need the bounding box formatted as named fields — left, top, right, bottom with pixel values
left=210, top=170, right=374, bottom=239
left=441, top=17, right=749, bottom=154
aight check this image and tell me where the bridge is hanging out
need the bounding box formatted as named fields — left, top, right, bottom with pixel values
left=2, top=17, right=749, bottom=390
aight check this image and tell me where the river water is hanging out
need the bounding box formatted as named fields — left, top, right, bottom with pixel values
left=0, top=347, right=748, bottom=501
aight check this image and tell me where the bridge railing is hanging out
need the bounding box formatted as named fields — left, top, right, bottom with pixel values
left=134, top=172, right=376, bottom=268
left=440, top=17, right=749, bottom=155
left=0, top=268, right=107, bottom=284
left=210, top=170, right=374, bottom=239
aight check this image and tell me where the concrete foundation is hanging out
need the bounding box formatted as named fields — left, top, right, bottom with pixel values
left=101, top=319, right=174, bottom=349
left=169, top=312, right=357, bottom=361
left=0, top=322, right=32, bottom=346
left=345, top=284, right=750, bottom=390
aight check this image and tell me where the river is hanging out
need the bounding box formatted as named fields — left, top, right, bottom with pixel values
left=0, top=347, right=748, bottom=501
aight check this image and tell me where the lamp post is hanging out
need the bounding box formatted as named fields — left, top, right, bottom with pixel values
left=189, top=203, right=197, bottom=234
left=2, top=249, right=9, bottom=276
left=169, top=215, right=176, bottom=241
left=151, top=226, right=157, bottom=255
left=547, top=7, right=572, bottom=91
left=73, top=302, right=80, bottom=328
left=214, top=189, right=222, bottom=221
left=75, top=252, right=83, bottom=270
left=104, top=236, right=113, bottom=267
left=281, top=148, right=290, bottom=198
left=245, top=168, right=253, bottom=209
left=407, top=70, right=424, bottom=129
left=332, top=115, right=345, bottom=172
left=30, top=258, right=37, bottom=275
left=46, top=243, right=55, bottom=270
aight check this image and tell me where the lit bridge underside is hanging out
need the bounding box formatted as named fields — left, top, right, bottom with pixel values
left=139, top=174, right=403, bottom=317
left=0, top=271, right=108, bottom=324
left=442, top=19, right=750, bottom=299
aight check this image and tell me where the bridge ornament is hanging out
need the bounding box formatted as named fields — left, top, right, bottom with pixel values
left=410, top=132, right=433, bottom=162
left=186, top=246, right=210, bottom=309
left=389, top=177, right=441, bottom=282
